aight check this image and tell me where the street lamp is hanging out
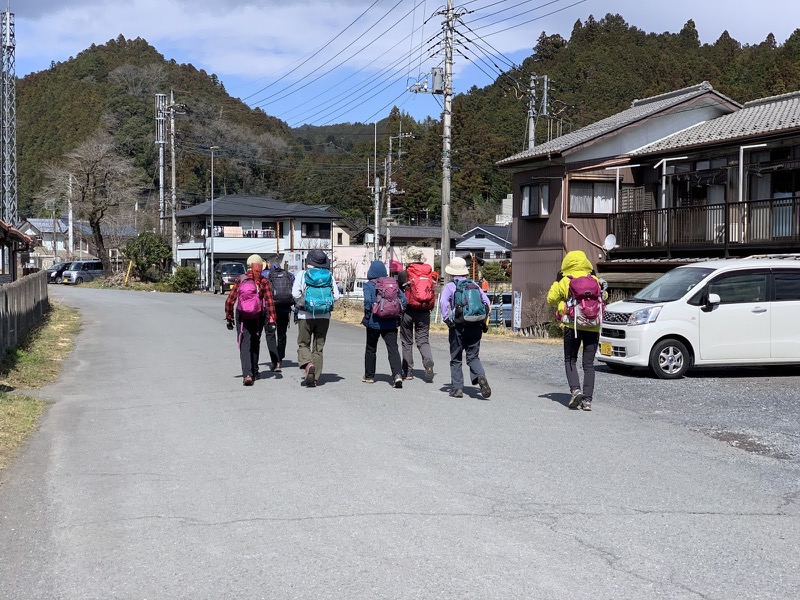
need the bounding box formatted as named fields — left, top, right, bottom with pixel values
left=209, top=145, right=219, bottom=291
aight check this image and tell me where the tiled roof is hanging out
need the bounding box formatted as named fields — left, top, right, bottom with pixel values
left=634, top=90, right=800, bottom=155
left=497, top=82, right=738, bottom=166
left=177, top=195, right=342, bottom=219
left=459, top=224, right=512, bottom=247
left=26, top=217, right=68, bottom=234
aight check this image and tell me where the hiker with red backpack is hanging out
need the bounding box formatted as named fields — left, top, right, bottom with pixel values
left=397, top=246, right=437, bottom=382
left=224, top=254, right=277, bottom=386
left=547, top=250, right=607, bottom=411
left=362, top=260, right=406, bottom=388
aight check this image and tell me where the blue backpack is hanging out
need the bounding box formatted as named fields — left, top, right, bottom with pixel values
left=303, top=268, right=334, bottom=315
left=452, top=278, right=487, bottom=324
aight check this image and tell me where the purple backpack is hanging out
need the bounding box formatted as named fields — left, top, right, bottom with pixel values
left=371, top=277, right=403, bottom=319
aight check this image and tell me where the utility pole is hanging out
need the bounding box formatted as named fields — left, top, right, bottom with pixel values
left=67, top=174, right=74, bottom=258
left=155, top=93, right=167, bottom=235
left=440, top=0, right=454, bottom=271
left=209, top=145, right=219, bottom=291
left=526, top=74, right=550, bottom=150
left=169, top=90, right=179, bottom=270
left=408, top=0, right=460, bottom=270
left=385, top=127, right=411, bottom=272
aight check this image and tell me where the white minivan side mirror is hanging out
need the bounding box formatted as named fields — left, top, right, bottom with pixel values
left=707, top=293, right=721, bottom=305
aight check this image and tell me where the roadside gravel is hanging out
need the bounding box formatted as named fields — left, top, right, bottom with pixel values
left=473, top=333, right=800, bottom=462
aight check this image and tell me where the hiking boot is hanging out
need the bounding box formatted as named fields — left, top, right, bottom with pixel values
left=393, top=374, right=403, bottom=388
left=448, top=388, right=463, bottom=398
left=274, top=361, right=282, bottom=373
left=269, top=362, right=277, bottom=372
left=403, top=372, right=414, bottom=380
left=477, top=376, right=491, bottom=399
left=581, top=399, right=592, bottom=411
left=568, top=389, right=584, bottom=409
left=304, top=363, right=315, bottom=387
left=423, top=359, right=435, bottom=383
left=243, top=376, right=254, bottom=386
left=362, top=376, right=375, bottom=384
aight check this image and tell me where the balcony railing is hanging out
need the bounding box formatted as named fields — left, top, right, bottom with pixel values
left=211, top=226, right=276, bottom=239
left=607, top=196, right=800, bottom=253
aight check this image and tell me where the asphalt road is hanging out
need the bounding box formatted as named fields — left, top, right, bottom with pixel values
left=1, top=286, right=799, bottom=599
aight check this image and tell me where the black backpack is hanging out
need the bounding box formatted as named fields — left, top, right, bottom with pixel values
left=268, top=268, right=294, bottom=306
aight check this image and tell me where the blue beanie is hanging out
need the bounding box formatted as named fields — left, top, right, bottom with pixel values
left=367, top=260, right=387, bottom=280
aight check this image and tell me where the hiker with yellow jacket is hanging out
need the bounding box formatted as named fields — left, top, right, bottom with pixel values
left=547, top=250, right=606, bottom=411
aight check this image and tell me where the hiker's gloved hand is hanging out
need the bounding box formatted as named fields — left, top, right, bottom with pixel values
left=267, top=322, right=277, bottom=332
left=481, top=320, right=489, bottom=333
left=226, top=319, right=234, bottom=330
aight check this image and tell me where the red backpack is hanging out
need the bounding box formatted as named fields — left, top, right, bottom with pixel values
left=405, top=263, right=436, bottom=310
left=564, top=274, right=603, bottom=330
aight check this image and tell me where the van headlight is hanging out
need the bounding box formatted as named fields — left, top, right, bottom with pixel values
left=628, top=306, right=662, bottom=326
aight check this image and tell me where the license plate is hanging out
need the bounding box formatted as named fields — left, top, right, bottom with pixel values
left=600, top=342, right=612, bottom=356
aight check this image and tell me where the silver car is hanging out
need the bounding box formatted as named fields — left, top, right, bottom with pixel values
left=62, top=260, right=105, bottom=284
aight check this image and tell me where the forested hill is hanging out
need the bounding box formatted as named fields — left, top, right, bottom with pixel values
left=16, top=16, right=800, bottom=231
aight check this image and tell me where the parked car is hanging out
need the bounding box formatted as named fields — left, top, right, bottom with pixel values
left=598, top=256, right=800, bottom=379
left=46, top=261, right=71, bottom=284
left=61, top=260, right=105, bottom=284
left=214, top=262, right=246, bottom=294
left=489, top=292, right=512, bottom=327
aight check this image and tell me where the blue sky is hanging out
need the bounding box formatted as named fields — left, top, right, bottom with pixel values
left=13, top=0, right=800, bottom=128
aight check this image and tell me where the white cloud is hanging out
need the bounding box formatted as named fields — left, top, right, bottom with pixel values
left=12, top=0, right=800, bottom=124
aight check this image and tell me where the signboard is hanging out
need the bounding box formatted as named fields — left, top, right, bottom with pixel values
left=512, top=290, right=522, bottom=331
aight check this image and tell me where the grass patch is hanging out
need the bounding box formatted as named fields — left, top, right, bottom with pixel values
left=0, top=302, right=80, bottom=390
left=0, top=394, right=45, bottom=469
left=0, top=301, right=80, bottom=470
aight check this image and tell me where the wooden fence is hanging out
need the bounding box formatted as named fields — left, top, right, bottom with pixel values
left=0, top=271, right=49, bottom=357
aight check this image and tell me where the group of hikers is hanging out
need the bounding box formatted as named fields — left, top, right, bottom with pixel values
left=223, top=246, right=605, bottom=410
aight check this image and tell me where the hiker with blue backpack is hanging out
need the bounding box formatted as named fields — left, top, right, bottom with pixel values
left=291, top=249, right=340, bottom=388
left=547, top=250, right=607, bottom=411
left=440, top=256, right=492, bottom=399
left=224, top=254, right=277, bottom=386
left=362, top=260, right=406, bottom=388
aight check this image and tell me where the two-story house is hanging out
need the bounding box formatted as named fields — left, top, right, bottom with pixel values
left=496, top=82, right=744, bottom=322
left=175, top=194, right=341, bottom=288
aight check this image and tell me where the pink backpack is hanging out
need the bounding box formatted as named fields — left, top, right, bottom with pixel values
left=372, top=277, right=403, bottom=319
left=564, top=274, right=603, bottom=329
left=236, top=277, right=263, bottom=319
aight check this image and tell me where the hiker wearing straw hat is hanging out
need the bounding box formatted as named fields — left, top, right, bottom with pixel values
left=439, top=256, right=492, bottom=399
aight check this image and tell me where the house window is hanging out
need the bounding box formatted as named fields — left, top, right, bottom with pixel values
left=337, top=232, right=343, bottom=245
left=570, top=181, right=614, bottom=214
left=301, top=222, right=331, bottom=239
left=521, top=183, right=549, bottom=217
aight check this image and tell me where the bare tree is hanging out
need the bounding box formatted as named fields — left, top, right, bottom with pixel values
left=42, top=132, right=145, bottom=273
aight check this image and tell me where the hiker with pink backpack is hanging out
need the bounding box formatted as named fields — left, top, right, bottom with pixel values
left=547, top=250, right=608, bottom=411
left=224, top=254, right=277, bottom=386
left=362, top=260, right=407, bottom=388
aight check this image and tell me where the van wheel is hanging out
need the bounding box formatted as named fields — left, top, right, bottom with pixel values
left=76, top=277, right=84, bottom=284
left=649, top=339, right=690, bottom=379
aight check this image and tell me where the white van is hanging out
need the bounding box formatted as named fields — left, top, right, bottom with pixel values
left=598, top=256, right=800, bottom=378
